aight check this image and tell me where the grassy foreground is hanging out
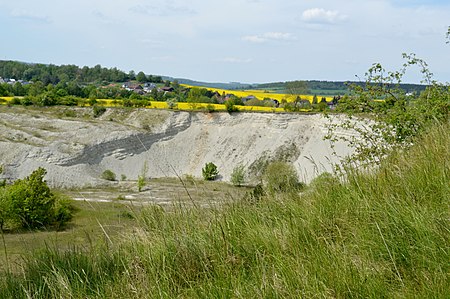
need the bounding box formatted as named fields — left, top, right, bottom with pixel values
left=1, top=123, right=449, bottom=298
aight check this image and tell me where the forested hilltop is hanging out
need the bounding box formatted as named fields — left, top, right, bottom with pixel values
left=0, top=60, right=163, bottom=85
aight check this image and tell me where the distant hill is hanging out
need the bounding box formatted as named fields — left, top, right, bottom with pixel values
left=161, top=76, right=253, bottom=90
left=255, top=80, right=427, bottom=96
left=1, top=60, right=427, bottom=96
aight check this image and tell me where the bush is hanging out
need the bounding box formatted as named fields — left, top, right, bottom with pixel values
left=230, top=165, right=246, bottom=186
left=202, top=162, right=219, bottom=181
left=101, top=170, right=116, bottom=181
left=93, top=105, right=106, bottom=118
left=8, top=168, right=56, bottom=228
left=263, top=161, right=302, bottom=194
left=225, top=100, right=238, bottom=113
left=53, top=197, right=74, bottom=229
left=137, top=175, right=146, bottom=192
left=0, top=168, right=73, bottom=230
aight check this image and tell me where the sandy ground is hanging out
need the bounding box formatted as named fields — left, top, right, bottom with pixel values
left=0, top=106, right=355, bottom=187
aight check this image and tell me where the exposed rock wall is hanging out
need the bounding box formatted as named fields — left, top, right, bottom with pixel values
left=0, top=107, right=353, bottom=187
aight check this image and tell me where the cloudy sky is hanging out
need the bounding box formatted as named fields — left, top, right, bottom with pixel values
left=0, top=0, right=449, bottom=83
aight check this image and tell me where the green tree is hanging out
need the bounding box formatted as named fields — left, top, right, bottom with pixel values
left=327, top=52, right=449, bottom=169
left=286, top=80, right=309, bottom=95
left=136, top=71, right=147, bottom=83
left=8, top=168, right=57, bottom=228
left=202, top=162, right=219, bottom=181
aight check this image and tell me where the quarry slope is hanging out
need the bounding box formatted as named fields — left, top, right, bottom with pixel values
left=0, top=106, right=352, bottom=187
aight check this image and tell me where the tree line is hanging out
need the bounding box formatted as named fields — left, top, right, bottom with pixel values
left=0, top=60, right=163, bottom=85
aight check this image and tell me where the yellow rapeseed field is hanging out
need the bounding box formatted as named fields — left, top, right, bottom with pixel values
left=181, top=84, right=333, bottom=103
left=0, top=97, right=310, bottom=113
left=0, top=97, right=14, bottom=103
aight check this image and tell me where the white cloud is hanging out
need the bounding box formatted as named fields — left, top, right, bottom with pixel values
left=242, top=32, right=296, bottom=43
left=302, top=8, right=347, bottom=24
left=219, top=57, right=253, bottom=63
left=242, top=35, right=267, bottom=43
left=129, top=2, right=195, bottom=17
left=10, top=9, right=51, bottom=23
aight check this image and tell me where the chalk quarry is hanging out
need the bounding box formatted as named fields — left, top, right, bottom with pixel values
left=0, top=106, right=353, bottom=188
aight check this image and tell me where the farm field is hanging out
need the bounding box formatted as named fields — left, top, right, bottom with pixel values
left=0, top=97, right=308, bottom=112
left=181, top=84, right=334, bottom=102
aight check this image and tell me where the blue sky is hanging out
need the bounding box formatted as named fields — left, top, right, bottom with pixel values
left=0, top=0, right=449, bottom=83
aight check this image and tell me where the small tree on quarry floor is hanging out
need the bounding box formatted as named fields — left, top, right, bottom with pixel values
left=202, top=162, right=219, bottom=181
left=1, top=168, right=72, bottom=230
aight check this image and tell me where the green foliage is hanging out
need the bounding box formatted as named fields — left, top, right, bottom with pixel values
left=1, top=123, right=449, bottom=297
left=285, top=80, right=309, bottom=95
left=0, top=188, right=12, bottom=231
left=328, top=53, right=450, bottom=168
left=92, top=105, right=106, bottom=118
left=101, top=170, right=116, bottom=181
left=137, top=161, right=148, bottom=192
left=225, top=99, right=238, bottom=113
left=53, top=197, right=74, bottom=229
left=202, top=162, right=219, bottom=181
left=230, top=164, right=246, bottom=186
left=137, top=175, right=146, bottom=192
left=136, top=71, right=147, bottom=83
left=0, top=168, right=72, bottom=230
left=244, top=98, right=275, bottom=107
left=263, top=161, right=302, bottom=194
left=8, top=168, right=56, bottom=228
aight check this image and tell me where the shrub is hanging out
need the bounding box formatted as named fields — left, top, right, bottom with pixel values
left=7, top=168, right=56, bottom=228
left=20, top=96, right=34, bottom=106
left=0, top=168, right=72, bottom=230
left=137, top=175, right=146, bottom=192
left=202, top=162, right=219, bottom=181
left=101, top=170, right=116, bottom=181
left=93, top=105, right=106, bottom=118
left=0, top=188, right=12, bottom=231
left=263, top=161, right=301, bottom=194
left=225, top=100, right=238, bottom=113
left=230, top=164, right=246, bottom=186
left=53, top=197, right=74, bottom=229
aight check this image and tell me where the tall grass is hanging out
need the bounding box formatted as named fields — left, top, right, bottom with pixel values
left=1, top=122, right=449, bottom=298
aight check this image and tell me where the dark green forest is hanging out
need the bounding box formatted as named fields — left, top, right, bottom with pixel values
left=0, top=60, right=163, bottom=85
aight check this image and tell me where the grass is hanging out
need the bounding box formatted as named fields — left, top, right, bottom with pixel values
left=0, top=199, right=138, bottom=273
left=1, top=121, right=448, bottom=298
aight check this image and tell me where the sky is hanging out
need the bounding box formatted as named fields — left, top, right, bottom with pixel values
left=0, top=0, right=449, bottom=84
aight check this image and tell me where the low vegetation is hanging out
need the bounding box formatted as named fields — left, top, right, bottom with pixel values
left=230, top=164, right=246, bottom=187
left=0, top=50, right=448, bottom=297
left=202, top=162, right=219, bottom=181
left=101, top=169, right=116, bottom=181
left=0, top=121, right=448, bottom=298
left=0, top=168, right=72, bottom=231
